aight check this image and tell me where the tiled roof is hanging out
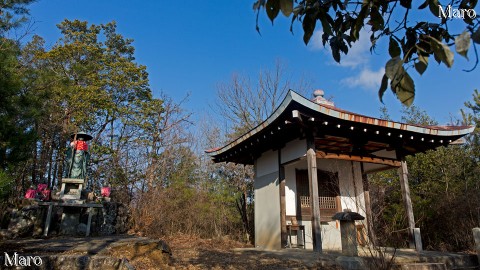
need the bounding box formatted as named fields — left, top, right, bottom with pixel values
left=207, top=90, right=474, bottom=164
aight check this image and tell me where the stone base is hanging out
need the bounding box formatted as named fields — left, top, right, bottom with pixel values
left=62, top=193, right=81, bottom=200
left=60, top=178, right=85, bottom=201
left=60, top=208, right=80, bottom=235
left=62, top=199, right=85, bottom=204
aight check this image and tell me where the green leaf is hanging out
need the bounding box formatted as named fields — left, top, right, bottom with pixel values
left=432, top=49, right=441, bottom=64
left=472, top=27, right=480, bottom=44
left=394, top=71, right=415, bottom=107
left=280, top=0, right=293, bottom=17
left=318, top=8, right=333, bottom=36
left=370, top=7, right=385, bottom=31
left=302, top=13, right=317, bottom=45
left=266, top=0, right=280, bottom=23
left=331, top=38, right=341, bottom=62
left=455, top=31, right=471, bottom=60
left=338, top=37, right=348, bottom=54
left=415, top=43, right=429, bottom=54
left=352, top=5, right=369, bottom=42
left=429, top=36, right=454, bottom=68
left=415, top=54, right=428, bottom=75
left=388, top=37, right=401, bottom=58
left=385, top=57, right=403, bottom=80
left=379, top=74, right=389, bottom=103
left=428, top=0, right=441, bottom=17
left=384, top=57, right=415, bottom=106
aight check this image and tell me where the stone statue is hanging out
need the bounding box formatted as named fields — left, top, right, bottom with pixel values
left=65, top=132, right=92, bottom=180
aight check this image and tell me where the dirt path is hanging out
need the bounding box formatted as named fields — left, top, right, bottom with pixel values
left=165, top=235, right=340, bottom=270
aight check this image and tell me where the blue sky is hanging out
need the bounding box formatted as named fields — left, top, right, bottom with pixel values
left=27, top=0, right=479, bottom=124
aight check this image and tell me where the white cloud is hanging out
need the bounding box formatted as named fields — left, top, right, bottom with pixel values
left=341, top=67, right=385, bottom=91
left=309, top=29, right=372, bottom=68
left=309, top=30, right=325, bottom=51
left=309, top=28, right=386, bottom=92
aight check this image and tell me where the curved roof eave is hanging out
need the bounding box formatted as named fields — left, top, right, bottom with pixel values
left=206, top=90, right=475, bottom=157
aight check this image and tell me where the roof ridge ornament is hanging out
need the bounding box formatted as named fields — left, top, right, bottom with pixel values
left=312, top=89, right=335, bottom=107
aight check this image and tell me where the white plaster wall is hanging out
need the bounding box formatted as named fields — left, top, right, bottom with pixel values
left=254, top=150, right=281, bottom=250
left=362, top=149, right=398, bottom=173
left=285, top=165, right=297, bottom=216
left=337, top=161, right=367, bottom=219
left=337, top=160, right=358, bottom=212
left=254, top=171, right=281, bottom=249
left=317, top=159, right=340, bottom=172
left=284, top=160, right=306, bottom=216
left=256, top=150, right=279, bottom=177
left=281, top=139, right=306, bottom=164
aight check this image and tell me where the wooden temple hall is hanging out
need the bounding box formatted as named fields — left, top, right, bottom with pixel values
left=207, top=90, right=474, bottom=252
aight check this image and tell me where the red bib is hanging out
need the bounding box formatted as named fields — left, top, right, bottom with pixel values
left=75, top=140, right=88, bottom=151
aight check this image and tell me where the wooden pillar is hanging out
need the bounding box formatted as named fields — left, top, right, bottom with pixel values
left=398, top=161, right=417, bottom=250
left=361, top=163, right=376, bottom=246
left=279, top=151, right=287, bottom=248
left=307, top=134, right=322, bottom=252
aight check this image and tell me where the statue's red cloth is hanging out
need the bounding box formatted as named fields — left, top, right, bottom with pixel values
left=25, top=189, right=36, bottom=199
left=74, top=140, right=88, bottom=151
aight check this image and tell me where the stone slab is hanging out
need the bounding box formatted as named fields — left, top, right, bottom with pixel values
left=62, top=178, right=86, bottom=184
left=474, top=228, right=480, bottom=264
left=401, top=263, right=447, bottom=270
left=414, top=228, right=423, bottom=251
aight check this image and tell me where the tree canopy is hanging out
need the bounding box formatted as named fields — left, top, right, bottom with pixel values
left=0, top=0, right=35, bottom=35
left=254, top=0, right=480, bottom=106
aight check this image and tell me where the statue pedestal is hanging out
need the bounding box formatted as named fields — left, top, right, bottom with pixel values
left=60, top=178, right=85, bottom=201
left=60, top=207, right=80, bottom=235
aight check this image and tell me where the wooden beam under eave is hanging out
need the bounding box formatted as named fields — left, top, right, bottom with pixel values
left=316, top=151, right=401, bottom=167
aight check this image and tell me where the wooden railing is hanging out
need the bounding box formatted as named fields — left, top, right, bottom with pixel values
left=299, top=196, right=337, bottom=209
